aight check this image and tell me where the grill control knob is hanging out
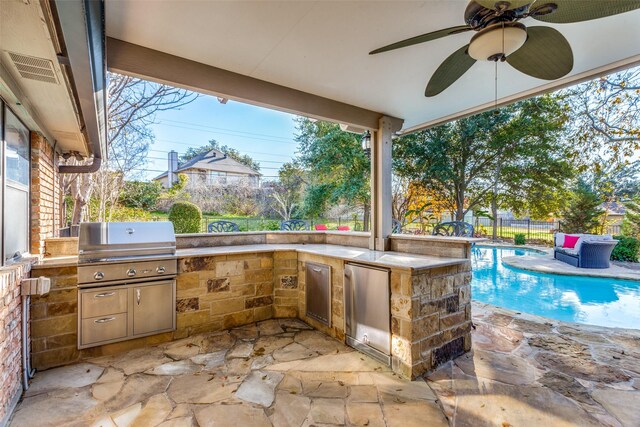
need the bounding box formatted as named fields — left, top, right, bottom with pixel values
left=157, top=266, right=166, bottom=274
left=94, top=272, right=104, bottom=280
left=126, top=269, right=137, bottom=278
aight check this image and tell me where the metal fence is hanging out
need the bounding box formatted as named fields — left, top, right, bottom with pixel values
left=149, top=214, right=622, bottom=241
left=151, top=216, right=368, bottom=233
left=471, top=217, right=622, bottom=242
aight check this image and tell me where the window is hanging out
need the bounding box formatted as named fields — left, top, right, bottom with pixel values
left=2, top=103, right=31, bottom=263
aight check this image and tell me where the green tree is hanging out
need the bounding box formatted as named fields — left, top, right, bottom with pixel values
left=560, top=179, right=605, bottom=234
left=119, top=180, right=163, bottom=210
left=621, top=197, right=640, bottom=238
left=393, top=95, right=574, bottom=228
left=180, top=139, right=260, bottom=171
left=295, top=118, right=370, bottom=229
left=271, top=162, right=306, bottom=220
left=567, top=66, right=640, bottom=167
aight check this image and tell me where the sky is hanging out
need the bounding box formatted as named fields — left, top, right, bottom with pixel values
left=142, top=95, right=299, bottom=181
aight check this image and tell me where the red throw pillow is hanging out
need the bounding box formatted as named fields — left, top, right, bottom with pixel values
left=337, top=226, right=350, bottom=231
left=315, top=224, right=328, bottom=230
left=563, top=235, right=580, bottom=249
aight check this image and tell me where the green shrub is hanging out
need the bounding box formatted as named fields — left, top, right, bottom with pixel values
left=168, top=201, right=202, bottom=234
left=514, top=233, right=526, bottom=245
left=110, top=206, right=151, bottom=222
left=611, top=235, right=640, bottom=263
left=262, top=220, right=281, bottom=231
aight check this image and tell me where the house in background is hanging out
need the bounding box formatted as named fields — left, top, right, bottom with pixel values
left=154, top=149, right=261, bottom=188
left=601, top=201, right=627, bottom=226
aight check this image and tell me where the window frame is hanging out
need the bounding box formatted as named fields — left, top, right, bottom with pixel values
left=1, top=99, right=32, bottom=266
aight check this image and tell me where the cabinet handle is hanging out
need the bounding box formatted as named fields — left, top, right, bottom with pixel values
left=136, top=289, right=141, bottom=305
left=312, top=267, right=322, bottom=273
left=94, top=292, right=115, bottom=298
left=95, top=317, right=116, bottom=324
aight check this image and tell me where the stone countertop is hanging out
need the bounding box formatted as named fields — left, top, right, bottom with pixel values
left=31, top=256, right=78, bottom=270
left=32, top=243, right=469, bottom=272
left=177, top=244, right=467, bottom=272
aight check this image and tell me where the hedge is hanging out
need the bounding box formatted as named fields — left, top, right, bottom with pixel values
left=168, top=201, right=202, bottom=234
left=611, top=235, right=640, bottom=263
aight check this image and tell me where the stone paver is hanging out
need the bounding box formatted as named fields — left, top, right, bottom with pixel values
left=24, top=362, right=104, bottom=396
left=235, top=370, right=284, bottom=407
left=11, top=314, right=640, bottom=426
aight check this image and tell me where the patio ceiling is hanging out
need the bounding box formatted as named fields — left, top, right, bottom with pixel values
left=105, top=0, right=640, bottom=133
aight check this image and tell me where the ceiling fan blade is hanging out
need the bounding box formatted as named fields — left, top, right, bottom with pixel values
left=475, top=1, right=532, bottom=10
left=425, top=44, right=476, bottom=97
left=506, top=26, right=573, bottom=80
left=531, top=0, right=640, bottom=24
left=369, top=26, right=472, bottom=55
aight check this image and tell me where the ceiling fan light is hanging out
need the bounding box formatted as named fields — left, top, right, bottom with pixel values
left=468, top=23, right=527, bottom=61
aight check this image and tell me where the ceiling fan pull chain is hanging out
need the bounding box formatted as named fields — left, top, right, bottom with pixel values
left=494, top=60, right=498, bottom=113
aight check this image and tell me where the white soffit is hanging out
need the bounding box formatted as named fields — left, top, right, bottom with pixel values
left=0, top=0, right=87, bottom=153
left=105, top=0, right=640, bottom=132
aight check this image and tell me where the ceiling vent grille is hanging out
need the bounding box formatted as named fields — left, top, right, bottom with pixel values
left=8, top=52, right=59, bottom=84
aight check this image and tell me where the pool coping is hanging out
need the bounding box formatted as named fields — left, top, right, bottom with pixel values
left=477, top=242, right=640, bottom=282
left=472, top=300, right=640, bottom=334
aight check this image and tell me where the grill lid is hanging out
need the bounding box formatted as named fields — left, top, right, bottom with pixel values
left=78, top=222, right=176, bottom=262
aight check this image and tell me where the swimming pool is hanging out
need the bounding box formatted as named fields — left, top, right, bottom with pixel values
left=472, top=246, right=640, bottom=329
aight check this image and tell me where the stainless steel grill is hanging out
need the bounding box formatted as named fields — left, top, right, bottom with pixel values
left=77, top=222, right=177, bottom=349
left=77, top=222, right=177, bottom=286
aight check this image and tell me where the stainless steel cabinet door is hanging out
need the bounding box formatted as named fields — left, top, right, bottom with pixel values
left=306, top=262, right=331, bottom=326
left=132, top=280, right=176, bottom=336
left=344, top=263, right=390, bottom=355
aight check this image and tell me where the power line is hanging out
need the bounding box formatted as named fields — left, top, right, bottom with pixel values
left=154, top=121, right=297, bottom=145
left=143, top=156, right=282, bottom=170
left=146, top=151, right=287, bottom=164
left=157, top=118, right=295, bottom=141
left=149, top=144, right=295, bottom=159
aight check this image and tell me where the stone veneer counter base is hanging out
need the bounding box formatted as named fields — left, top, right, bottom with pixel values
left=30, top=243, right=473, bottom=380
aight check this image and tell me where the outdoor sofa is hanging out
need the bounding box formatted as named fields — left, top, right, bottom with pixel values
left=553, top=233, right=619, bottom=269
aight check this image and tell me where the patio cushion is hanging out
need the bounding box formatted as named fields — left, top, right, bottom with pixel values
left=555, top=232, right=566, bottom=248
left=315, top=224, right=328, bottom=230
left=337, top=226, right=350, bottom=231
left=556, top=247, right=578, bottom=256
left=563, top=235, right=580, bottom=249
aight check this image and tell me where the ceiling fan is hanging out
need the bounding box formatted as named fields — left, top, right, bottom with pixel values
left=369, top=0, right=640, bottom=97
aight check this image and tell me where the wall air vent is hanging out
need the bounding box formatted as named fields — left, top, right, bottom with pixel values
left=8, top=52, right=59, bottom=84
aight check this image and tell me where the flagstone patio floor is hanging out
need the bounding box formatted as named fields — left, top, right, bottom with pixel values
left=10, top=302, right=640, bottom=427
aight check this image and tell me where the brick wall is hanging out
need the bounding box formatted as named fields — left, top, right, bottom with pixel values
left=0, top=261, right=31, bottom=426
left=30, top=132, right=62, bottom=256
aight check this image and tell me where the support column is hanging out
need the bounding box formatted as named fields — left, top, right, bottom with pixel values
left=369, top=116, right=396, bottom=251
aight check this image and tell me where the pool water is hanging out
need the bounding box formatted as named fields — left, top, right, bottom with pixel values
left=471, top=246, right=640, bottom=329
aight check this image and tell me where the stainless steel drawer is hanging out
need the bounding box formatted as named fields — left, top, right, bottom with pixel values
left=81, top=313, right=128, bottom=346
left=81, top=288, right=128, bottom=318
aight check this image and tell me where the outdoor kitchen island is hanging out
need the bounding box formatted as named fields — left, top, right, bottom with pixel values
left=30, top=231, right=477, bottom=380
